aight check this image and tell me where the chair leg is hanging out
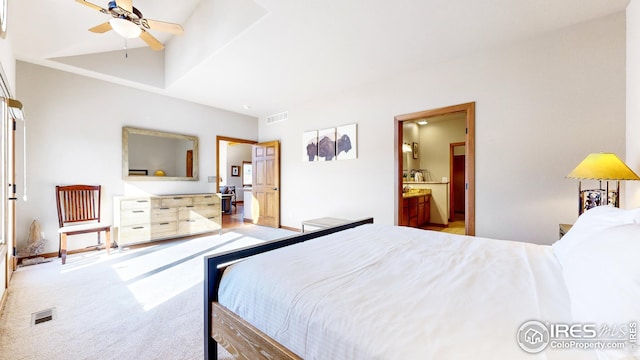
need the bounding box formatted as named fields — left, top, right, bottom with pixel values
left=60, top=233, right=68, bottom=265
left=105, top=229, right=111, bottom=254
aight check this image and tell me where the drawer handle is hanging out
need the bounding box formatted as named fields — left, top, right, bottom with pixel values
left=160, top=207, right=170, bottom=210
left=132, top=226, right=145, bottom=230
left=132, top=210, right=145, bottom=213
left=159, top=222, right=169, bottom=225
left=204, top=196, right=212, bottom=198
left=136, top=200, right=149, bottom=203
left=186, top=205, right=194, bottom=208
left=173, top=197, right=183, bottom=200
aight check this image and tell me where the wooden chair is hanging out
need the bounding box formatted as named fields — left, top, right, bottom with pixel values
left=55, top=185, right=111, bottom=264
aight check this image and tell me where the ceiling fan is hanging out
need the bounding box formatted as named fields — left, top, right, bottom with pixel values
left=76, top=0, right=184, bottom=51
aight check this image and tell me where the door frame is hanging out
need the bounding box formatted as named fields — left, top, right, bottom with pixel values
left=215, top=136, right=257, bottom=193
left=394, top=102, right=475, bottom=235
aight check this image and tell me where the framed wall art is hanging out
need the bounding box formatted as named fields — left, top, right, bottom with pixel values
left=303, top=130, right=318, bottom=162
left=336, top=123, right=357, bottom=160
left=318, top=127, right=336, bottom=161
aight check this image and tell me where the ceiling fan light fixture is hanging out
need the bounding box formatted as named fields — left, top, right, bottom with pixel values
left=109, top=18, right=141, bottom=39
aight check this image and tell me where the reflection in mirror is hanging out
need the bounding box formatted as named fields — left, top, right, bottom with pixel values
left=122, top=127, right=199, bottom=181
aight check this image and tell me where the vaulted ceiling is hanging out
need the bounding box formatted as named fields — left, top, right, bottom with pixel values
left=9, top=0, right=630, bottom=118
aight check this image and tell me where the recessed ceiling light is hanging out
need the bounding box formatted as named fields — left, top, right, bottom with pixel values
left=417, top=120, right=428, bottom=125
left=242, top=105, right=251, bottom=110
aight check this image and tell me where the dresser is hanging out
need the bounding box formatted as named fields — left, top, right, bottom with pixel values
left=114, top=193, right=221, bottom=247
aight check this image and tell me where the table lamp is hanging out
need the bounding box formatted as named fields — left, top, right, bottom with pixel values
left=566, top=152, right=640, bottom=214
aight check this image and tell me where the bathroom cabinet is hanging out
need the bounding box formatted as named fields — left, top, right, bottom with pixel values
left=401, top=194, right=430, bottom=227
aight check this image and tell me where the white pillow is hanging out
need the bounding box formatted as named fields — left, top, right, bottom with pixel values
left=552, top=206, right=640, bottom=265
left=560, top=223, right=640, bottom=359
left=561, top=223, right=640, bottom=323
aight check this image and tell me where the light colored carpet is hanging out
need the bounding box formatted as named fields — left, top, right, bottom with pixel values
left=0, top=225, right=296, bottom=360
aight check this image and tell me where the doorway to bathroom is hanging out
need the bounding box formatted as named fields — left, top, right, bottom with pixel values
left=394, top=102, right=475, bottom=235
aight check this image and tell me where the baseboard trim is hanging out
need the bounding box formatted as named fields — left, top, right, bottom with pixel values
left=280, top=225, right=301, bottom=233
left=0, top=285, right=7, bottom=313
left=16, top=245, right=113, bottom=266
left=1, top=245, right=8, bottom=312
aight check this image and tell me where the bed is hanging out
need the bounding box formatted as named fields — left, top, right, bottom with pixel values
left=204, top=207, right=640, bottom=360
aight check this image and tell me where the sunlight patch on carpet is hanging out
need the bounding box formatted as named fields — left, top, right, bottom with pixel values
left=116, top=232, right=267, bottom=311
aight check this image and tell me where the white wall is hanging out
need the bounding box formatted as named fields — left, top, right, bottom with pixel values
left=419, top=118, right=466, bottom=182
left=15, top=62, right=258, bottom=254
left=259, top=12, right=626, bottom=244
left=627, top=2, right=640, bottom=208
left=0, top=32, right=16, bottom=94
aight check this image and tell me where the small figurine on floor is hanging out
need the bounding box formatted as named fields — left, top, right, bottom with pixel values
left=19, top=220, right=48, bottom=266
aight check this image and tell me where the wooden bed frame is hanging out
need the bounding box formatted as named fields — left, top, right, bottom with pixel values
left=204, top=218, right=374, bottom=359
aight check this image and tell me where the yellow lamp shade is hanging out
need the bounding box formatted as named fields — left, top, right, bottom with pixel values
left=154, top=170, right=166, bottom=176
left=566, top=153, right=640, bottom=180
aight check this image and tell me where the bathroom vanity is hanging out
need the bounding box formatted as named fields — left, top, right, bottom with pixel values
left=402, top=181, right=449, bottom=226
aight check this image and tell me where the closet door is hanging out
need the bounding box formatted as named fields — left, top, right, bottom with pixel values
left=2, top=97, right=21, bottom=286
left=1, top=99, right=13, bottom=287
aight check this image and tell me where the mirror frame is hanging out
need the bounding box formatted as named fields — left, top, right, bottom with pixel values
left=122, top=126, right=199, bottom=181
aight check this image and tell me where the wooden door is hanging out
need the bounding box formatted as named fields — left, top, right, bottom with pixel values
left=452, top=155, right=465, bottom=215
left=252, top=141, right=280, bottom=228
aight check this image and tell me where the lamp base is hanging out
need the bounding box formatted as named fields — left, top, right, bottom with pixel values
left=579, top=188, right=607, bottom=215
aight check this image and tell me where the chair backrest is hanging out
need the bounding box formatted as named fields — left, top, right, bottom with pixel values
left=56, top=185, right=102, bottom=227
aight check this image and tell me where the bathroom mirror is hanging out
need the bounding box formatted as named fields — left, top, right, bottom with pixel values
left=122, top=126, right=199, bottom=181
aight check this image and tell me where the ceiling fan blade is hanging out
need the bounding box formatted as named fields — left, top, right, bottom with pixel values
left=88, top=22, right=113, bottom=33
left=140, top=30, right=165, bottom=51
left=141, top=19, right=184, bottom=35
left=75, top=0, right=107, bottom=12
left=115, top=0, right=133, bottom=14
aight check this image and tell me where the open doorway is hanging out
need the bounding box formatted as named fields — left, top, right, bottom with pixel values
left=394, top=102, right=475, bottom=235
left=216, top=136, right=257, bottom=227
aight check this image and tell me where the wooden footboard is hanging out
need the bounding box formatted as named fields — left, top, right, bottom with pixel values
left=212, top=302, right=301, bottom=359
left=204, top=218, right=374, bottom=359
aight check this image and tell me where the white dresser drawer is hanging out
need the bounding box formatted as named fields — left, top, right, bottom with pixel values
left=120, top=208, right=152, bottom=226
left=152, top=207, right=177, bottom=223
left=178, top=218, right=221, bottom=235
left=192, top=194, right=219, bottom=205
left=178, top=204, right=219, bottom=220
left=120, top=198, right=160, bottom=210
left=119, top=224, right=151, bottom=243
left=119, top=222, right=178, bottom=245
left=150, top=221, right=178, bottom=238
left=161, top=196, right=193, bottom=208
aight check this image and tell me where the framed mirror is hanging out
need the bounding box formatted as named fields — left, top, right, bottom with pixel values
left=122, top=126, right=199, bottom=181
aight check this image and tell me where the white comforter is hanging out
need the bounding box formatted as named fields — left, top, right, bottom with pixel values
left=218, top=224, right=591, bottom=360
